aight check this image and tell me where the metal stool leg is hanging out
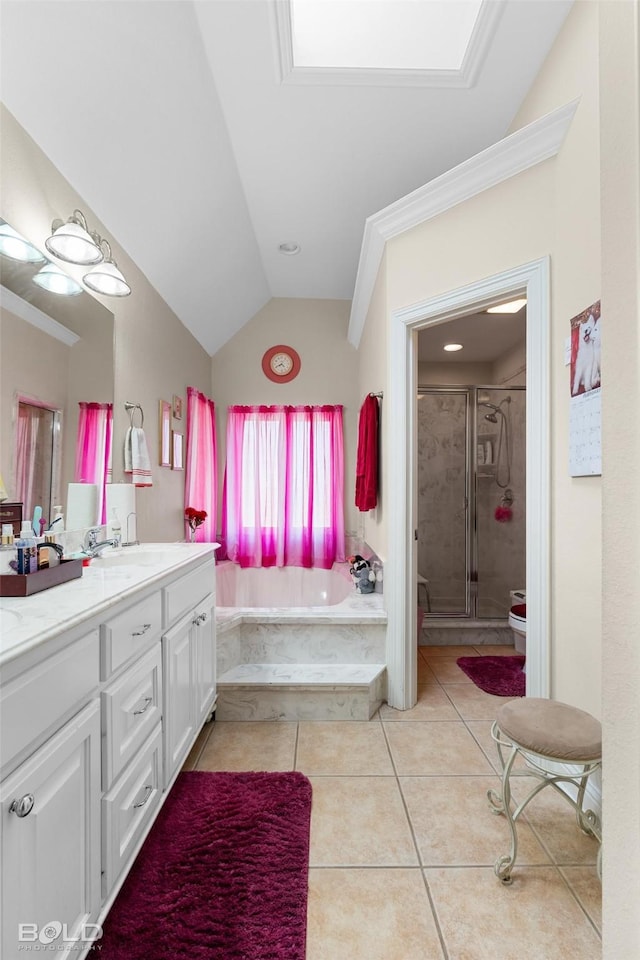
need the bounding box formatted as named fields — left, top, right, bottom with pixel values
left=487, top=733, right=520, bottom=884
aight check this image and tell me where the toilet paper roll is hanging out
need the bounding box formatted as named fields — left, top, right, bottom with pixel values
left=66, top=483, right=99, bottom=531
left=106, top=484, right=137, bottom=543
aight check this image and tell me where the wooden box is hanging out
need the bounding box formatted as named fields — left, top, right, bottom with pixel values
left=0, top=559, right=83, bottom=597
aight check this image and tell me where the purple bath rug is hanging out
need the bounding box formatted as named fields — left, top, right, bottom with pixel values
left=456, top=655, right=526, bottom=697
left=92, top=770, right=312, bottom=960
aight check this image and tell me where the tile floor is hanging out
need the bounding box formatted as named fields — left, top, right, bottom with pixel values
left=184, top=644, right=602, bottom=960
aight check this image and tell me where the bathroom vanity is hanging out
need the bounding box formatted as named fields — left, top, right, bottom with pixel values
left=0, top=543, right=217, bottom=959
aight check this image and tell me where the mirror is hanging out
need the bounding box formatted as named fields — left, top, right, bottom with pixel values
left=0, top=218, right=115, bottom=529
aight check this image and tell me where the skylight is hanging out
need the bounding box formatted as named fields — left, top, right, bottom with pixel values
left=289, top=0, right=484, bottom=72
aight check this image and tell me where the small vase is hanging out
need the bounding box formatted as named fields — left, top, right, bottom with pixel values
left=189, top=526, right=196, bottom=543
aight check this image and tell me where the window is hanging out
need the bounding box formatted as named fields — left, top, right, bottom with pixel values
left=223, top=405, right=345, bottom=568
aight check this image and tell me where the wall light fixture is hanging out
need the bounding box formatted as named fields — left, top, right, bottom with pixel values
left=45, top=209, right=131, bottom=296
left=83, top=239, right=131, bottom=298
left=32, top=262, right=83, bottom=296
left=0, top=221, right=45, bottom=263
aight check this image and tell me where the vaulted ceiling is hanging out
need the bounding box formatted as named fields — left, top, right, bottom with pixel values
left=0, top=1, right=572, bottom=355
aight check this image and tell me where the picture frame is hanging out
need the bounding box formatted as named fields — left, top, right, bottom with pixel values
left=172, top=431, right=184, bottom=471
left=172, top=394, right=183, bottom=421
left=159, top=400, right=171, bottom=467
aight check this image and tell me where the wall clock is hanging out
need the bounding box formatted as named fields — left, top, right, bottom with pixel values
left=261, top=344, right=301, bottom=383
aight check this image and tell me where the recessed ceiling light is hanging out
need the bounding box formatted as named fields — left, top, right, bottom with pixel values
left=487, top=298, right=527, bottom=314
left=443, top=343, right=463, bottom=352
left=278, top=242, right=301, bottom=256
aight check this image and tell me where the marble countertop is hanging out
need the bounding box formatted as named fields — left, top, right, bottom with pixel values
left=0, top=542, right=217, bottom=668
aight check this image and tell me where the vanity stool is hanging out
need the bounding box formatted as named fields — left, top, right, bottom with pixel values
left=488, top=697, right=602, bottom=884
left=417, top=573, right=431, bottom=613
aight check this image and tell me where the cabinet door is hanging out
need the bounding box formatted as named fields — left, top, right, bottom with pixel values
left=1, top=701, right=101, bottom=960
left=192, top=594, right=216, bottom=726
left=162, top=614, right=194, bottom=788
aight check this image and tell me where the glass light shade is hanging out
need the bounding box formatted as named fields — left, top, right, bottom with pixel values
left=83, top=261, right=131, bottom=297
left=45, top=221, right=103, bottom=265
left=0, top=223, right=45, bottom=263
left=32, top=263, right=83, bottom=296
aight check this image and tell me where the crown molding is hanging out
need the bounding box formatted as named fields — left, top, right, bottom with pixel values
left=348, top=98, right=580, bottom=347
left=272, top=0, right=505, bottom=88
left=0, top=285, right=80, bottom=346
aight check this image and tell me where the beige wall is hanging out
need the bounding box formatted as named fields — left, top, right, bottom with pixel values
left=360, top=0, right=601, bottom=715
left=599, top=1, right=640, bottom=953
left=418, top=362, right=493, bottom=385
left=211, top=297, right=360, bottom=537
left=493, top=340, right=526, bottom=386
left=1, top=105, right=212, bottom=541
left=355, top=251, right=388, bottom=559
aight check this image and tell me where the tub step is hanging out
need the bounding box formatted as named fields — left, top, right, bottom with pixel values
left=216, top=663, right=387, bottom=721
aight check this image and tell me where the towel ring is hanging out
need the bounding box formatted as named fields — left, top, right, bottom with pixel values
left=125, top=402, right=144, bottom=428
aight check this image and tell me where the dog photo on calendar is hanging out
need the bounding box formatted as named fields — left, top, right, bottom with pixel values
left=570, top=301, right=601, bottom=397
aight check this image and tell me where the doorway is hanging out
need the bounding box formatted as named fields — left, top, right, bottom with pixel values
left=384, top=258, right=550, bottom=709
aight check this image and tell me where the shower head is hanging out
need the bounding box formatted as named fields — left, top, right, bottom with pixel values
left=484, top=412, right=498, bottom=423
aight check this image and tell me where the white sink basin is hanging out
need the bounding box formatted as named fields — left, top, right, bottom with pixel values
left=90, top=544, right=194, bottom=570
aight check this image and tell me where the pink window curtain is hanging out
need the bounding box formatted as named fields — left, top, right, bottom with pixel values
left=184, top=387, right=217, bottom=542
left=223, top=405, right=345, bottom=569
left=74, top=402, right=113, bottom=524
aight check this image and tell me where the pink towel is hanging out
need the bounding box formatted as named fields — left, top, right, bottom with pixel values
left=124, top=427, right=153, bottom=487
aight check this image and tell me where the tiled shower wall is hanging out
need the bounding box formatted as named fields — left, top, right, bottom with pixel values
left=417, top=389, right=526, bottom=617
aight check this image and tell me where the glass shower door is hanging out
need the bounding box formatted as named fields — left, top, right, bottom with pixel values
left=475, top=387, right=526, bottom=618
left=417, top=390, right=470, bottom=615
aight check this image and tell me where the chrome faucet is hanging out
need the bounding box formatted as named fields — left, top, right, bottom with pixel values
left=83, top=527, right=118, bottom=558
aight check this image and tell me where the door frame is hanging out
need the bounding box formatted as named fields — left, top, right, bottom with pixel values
left=384, top=257, right=551, bottom=709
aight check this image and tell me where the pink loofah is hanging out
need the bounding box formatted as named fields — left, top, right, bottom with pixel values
left=494, top=505, right=513, bottom=522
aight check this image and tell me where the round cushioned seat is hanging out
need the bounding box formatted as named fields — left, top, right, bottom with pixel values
left=496, top=697, right=601, bottom=763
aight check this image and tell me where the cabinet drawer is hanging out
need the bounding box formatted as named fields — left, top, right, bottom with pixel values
left=0, top=631, right=99, bottom=771
left=102, top=724, right=162, bottom=899
left=102, top=644, right=162, bottom=789
left=100, top=591, right=162, bottom=679
left=163, top=561, right=215, bottom=627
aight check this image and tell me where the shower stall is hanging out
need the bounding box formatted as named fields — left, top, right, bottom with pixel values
left=417, top=386, right=526, bottom=620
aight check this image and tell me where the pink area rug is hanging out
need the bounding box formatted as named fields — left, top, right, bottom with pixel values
left=93, top=770, right=312, bottom=960
left=456, top=655, right=526, bottom=697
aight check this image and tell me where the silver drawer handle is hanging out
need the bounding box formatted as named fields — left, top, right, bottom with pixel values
left=131, top=623, right=151, bottom=637
left=132, top=696, right=153, bottom=716
left=9, top=794, right=35, bottom=818
left=132, top=785, right=153, bottom=809
left=192, top=612, right=208, bottom=626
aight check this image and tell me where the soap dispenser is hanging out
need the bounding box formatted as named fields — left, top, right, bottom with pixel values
left=110, top=509, right=122, bottom=550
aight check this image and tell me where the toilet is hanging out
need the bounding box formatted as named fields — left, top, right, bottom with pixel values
left=508, top=590, right=526, bottom=655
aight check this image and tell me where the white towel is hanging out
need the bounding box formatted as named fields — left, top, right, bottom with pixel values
left=124, top=427, right=153, bottom=487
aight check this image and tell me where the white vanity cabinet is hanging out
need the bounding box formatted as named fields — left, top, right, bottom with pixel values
left=162, top=563, right=216, bottom=787
left=1, top=657, right=102, bottom=960
left=0, top=545, right=217, bottom=960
